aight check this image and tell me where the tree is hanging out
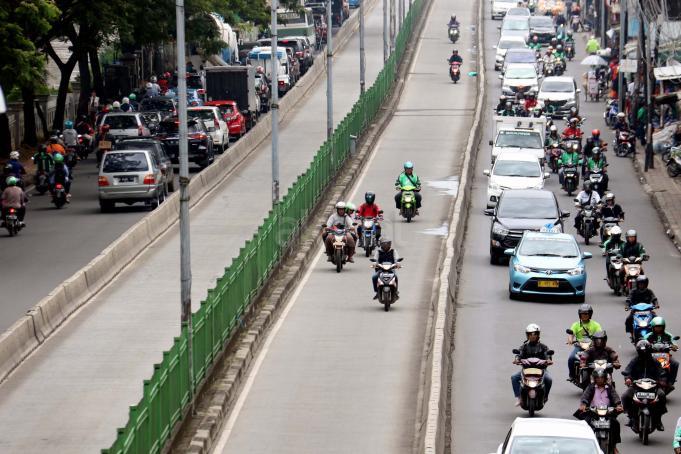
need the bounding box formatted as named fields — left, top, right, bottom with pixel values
left=0, top=0, right=59, bottom=151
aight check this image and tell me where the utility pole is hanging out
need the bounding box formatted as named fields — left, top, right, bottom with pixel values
left=383, top=0, right=388, bottom=62
left=390, top=0, right=396, bottom=53
left=617, top=0, right=627, bottom=111
left=327, top=0, right=333, bottom=139
left=398, top=0, right=403, bottom=28
left=359, top=0, right=366, bottom=94
left=271, top=0, right=280, bottom=202
left=176, top=0, right=194, bottom=412
left=645, top=18, right=654, bottom=170
left=601, top=0, right=607, bottom=48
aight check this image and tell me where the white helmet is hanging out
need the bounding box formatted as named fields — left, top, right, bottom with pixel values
left=617, top=112, right=625, bottom=119
left=122, top=97, right=129, bottom=104
left=610, top=226, right=622, bottom=236
left=150, top=75, right=157, bottom=83
left=112, top=101, right=121, bottom=108
left=525, top=323, right=541, bottom=334
left=146, top=82, right=153, bottom=89
left=550, top=125, right=557, bottom=132
left=335, top=201, right=346, bottom=210
left=9, top=151, right=20, bottom=160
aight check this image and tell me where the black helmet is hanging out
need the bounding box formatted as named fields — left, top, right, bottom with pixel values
left=592, top=368, right=608, bottom=380
left=452, top=49, right=459, bottom=54
left=364, top=191, right=375, bottom=204
left=578, top=303, right=593, bottom=317
left=636, top=339, right=651, bottom=355
left=39, top=144, right=48, bottom=153
left=636, top=275, right=649, bottom=289
left=593, top=330, right=607, bottom=348
left=583, top=181, right=592, bottom=192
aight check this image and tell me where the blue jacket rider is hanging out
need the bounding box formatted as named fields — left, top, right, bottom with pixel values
left=372, top=238, right=400, bottom=300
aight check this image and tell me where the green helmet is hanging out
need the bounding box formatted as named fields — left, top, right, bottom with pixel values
left=53, top=153, right=64, bottom=163
left=345, top=202, right=356, bottom=211
left=651, top=317, right=666, bottom=329
left=6, top=176, right=18, bottom=186
left=129, top=93, right=137, bottom=101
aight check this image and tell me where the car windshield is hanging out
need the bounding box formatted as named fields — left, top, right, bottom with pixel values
left=542, top=81, right=574, bottom=93
left=115, top=141, right=155, bottom=151
left=506, top=52, right=536, bottom=63
left=499, top=40, right=527, bottom=50
left=509, top=436, right=597, bottom=453
left=103, top=152, right=149, bottom=173
left=530, top=17, right=555, bottom=27
left=141, top=98, right=174, bottom=111
left=503, top=20, right=529, bottom=31
left=519, top=237, right=580, bottom=257
left=104, top=115, right=137, bottom=130
left=188, top=110, right=215, bottom=121
left=507, top=8, right=529, bottom=15
left=493, top=160, right=541, bottom=177
left=506, top=66, right=536, bottom=79
left=495, top=130, right=543, bottom=148
left=498, top=195, right=557, bottom=219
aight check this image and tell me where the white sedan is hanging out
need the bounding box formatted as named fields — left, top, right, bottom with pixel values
left=483, top=151, right=548, bottom=208
left=491, top=418, right=603, bottom=454
left=187, top=106, right=230, bottom=153
left=494, top=36, right=528, bottom=71
left=501, top=63, right=540, bottom=97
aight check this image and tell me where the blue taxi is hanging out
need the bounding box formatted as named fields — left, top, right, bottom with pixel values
left=505, top=230, right=592, bottom=302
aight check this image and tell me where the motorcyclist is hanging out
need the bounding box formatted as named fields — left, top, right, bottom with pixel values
left=448, top=14, right=459, bottom=28
left=1, top=176, right=28, bottom=227
left=585, top=35, right=601, bottom=54
left=495, top=95, right=508, bottom=113
left=567, top=106, right=582, bottom=123
left=150, top=75, right=162, bottom=94
left=62, top=120, right=79, bottom=150
left=613, top=112, right=630, bottom=133
left=674, top=416, right=681, bottom=453
left=345, top=202, right=358, bottom=240
left=621, top=340, right=668, bottom=431
left=394, top=161, right=422, bottom=212
left=644, top=316, right=679, bottom=387
left=602, top=225, right=625, bottom=279
left=128, top=93, right=139, bottom=110
left=323, top=201, right=356, bottom=262
left=448, top=49, right=463, bottom=65
left=573, top=181, right=601, bottom=230
left=558, top=142, right=580, bottom=185
left=582, top=330, right=621, bottom=370
left=46, top=135, right=66, bottom=156
left=621, top=229, right=646, bottom=259
left=567, top=304, right=603, bottom=381
left=6, top=151, right=26, bottom=181
left=554, top=44, right=566, bottom=61
left=529, top=35, right=542, bottom=51
left=564, top=29, right=575, bottom=47
left=49, top=153, right=72, bottom=201
left=624, top=275, right=659, bottom=336
left=75, top=115, right=94, bottom=147
left=583, top=129, right=603, bottom=159
left=600, top=192, right=624, bottom=221
left=524, top=93, right=538, bottom=111
left=120, top=97, right=134, bottom=112
left=545, top=125, right=562, bottom=147
left=371, top=237, right=400, bottom=300
left=499, top=101, right=516, bottom=117
left=111, top=101, right=122, bottom=112
left=584, top=147, right=609, bottom=192
left=512, top=324, right=554, bottom=406
left=562, top=117, right=583, bottom=140
left=357, top=191, right=382, bottom=244
left=32, top=144, right=55, bottom=175
left=577, top=369, right=623, bottom=449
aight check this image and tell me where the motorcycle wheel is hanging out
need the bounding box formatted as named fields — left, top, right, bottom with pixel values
left=54, top=198, right=65, bottom=209
left=667, top=163, right=681, bottom=177
left=7, top=223, right=15, bottom=237
left=598, top=436, right=610, bottom=454
left=335, top=250, right=343, bottom=273
left=584, top=233, right=590, bottom=245
left=528, top=398, right=535, bottom=417
left=384, top=301, right=390, bottom=312
left=641, top=414, right=650, bottom=445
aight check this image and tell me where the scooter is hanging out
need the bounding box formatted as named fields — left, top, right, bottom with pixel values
left=565, top=43, right=575, bottom=61
left=548, top=146, right=563, bottom=173
left=575, top=201, right=599, bottom=245
left=566, top=329, right=593, bottom=389
left=52, top=183, right=67, bottom=209
left=562, top=164, right=579, bottom=196
left=449, top=61, right=461, bottom=83
left=398, top=185, right=419, bottom=222
left=626, top=302, right=656, bottom=343
left=588, top=168, right=608, bottom=196
left=34, top=170, right=50, bottom=195
left=665, top=146, right=681, bottom=177
left=512, top=350, right=554, bottom=417
left=3, top=207, right=21, bottom=236
left=448, top=24, right=459, bottom=43
left=580, top=406, right=620, bottom=454
left=359, top=216, right=381, bottom=257
left=622, top=255, right=647, bottom=296
left=615, top=130, right=635, bottom=158
left=600, top=217, right=621, bottom=243
left=370, top=258, right=403, bottom=312
left=650, top=338, right=680, bottom=394
left=605, top=251, right=624, bottom=295
left=628, top=377, right=661, bottom=445
left=603, top=100, right=618, bottom=127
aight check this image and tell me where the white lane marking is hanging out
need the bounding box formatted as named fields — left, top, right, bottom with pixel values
left=407, top=36, right=426, bottom=83
left=212, top=139, right=386, bottom=453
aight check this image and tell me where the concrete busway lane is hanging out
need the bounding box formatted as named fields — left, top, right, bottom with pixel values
left=0, top=14, right=356, bottom=335
left=450, top=6, right=681, bottom=454
left=212, top=0, right=479, bottom=452
left=0, top=5, right=388, bottom=453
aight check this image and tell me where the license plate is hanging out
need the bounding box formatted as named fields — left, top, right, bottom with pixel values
left=636, top=392, right=657, bottom=400
left=592, top=420, right=610, bottom=429
left=117, top=176, right=136, bottom=183
left=537, top=280, right=559, bottom=288
left=99, top=140, right=111, bottom=149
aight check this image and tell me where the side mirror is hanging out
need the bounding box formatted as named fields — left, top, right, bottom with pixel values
left=320, top=224, right=327, bottom=228
left=576, top=88, right=581, bottom=93
left=643, top=254, right=650, bottom=261
left=512, top=349, right=520, bottom=355
left=504, top=248, right=515, bottom=256
left=488, top=139, right=494, bottom=146
left=547, top=350, right=555, bottom=356
left=369, top=258, right=377, bottom=262
left=378, top=210, right=384, bottom=214
left=582, top=252, right=593, bottom=259
left=397, top=257, right=404, bottom=262
left=484, top=208, right=494, bottom=216
left=566, top=328, right=574, bottom=335
left=561, top=210, right=571, bottom=218
left=543, top=172, right=550, bottom=179
left=674, top=336, right=681, bottom=341
left=498, top=74, right=504, bottom=80
left=483, top=169, right=491, bottom=176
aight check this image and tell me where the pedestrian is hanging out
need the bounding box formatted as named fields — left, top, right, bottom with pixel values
left=88, top=90, right=99, bottom=124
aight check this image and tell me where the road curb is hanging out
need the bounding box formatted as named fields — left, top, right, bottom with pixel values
left=631, top=156, right=681, bottom=254
left=175, top=7, right=429, bottom=454
left=0, top=3, right=377, bottom=386
left=420, top=0, right=486, bottom=451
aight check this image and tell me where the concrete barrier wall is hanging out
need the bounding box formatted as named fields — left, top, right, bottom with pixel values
left=0, top=2, right=376, bottom=384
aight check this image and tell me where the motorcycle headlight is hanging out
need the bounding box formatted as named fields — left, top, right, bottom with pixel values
left=567, top=266, right=585, bottom=276
left=514, top=263, right=531, bottom=273
left=492, top=224, right=509, bottom=236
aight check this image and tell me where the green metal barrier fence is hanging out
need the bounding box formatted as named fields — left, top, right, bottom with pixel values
left=103, top=1, right=422, bottom=451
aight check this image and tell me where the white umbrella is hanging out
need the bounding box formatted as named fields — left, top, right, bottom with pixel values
left=581, top=55, right=608, bottom=66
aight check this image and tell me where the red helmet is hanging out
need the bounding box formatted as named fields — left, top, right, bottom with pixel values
left=592, top=129, right=600, bottom=138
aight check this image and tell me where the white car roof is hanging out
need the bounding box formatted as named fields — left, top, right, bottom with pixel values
left=542, top=76, right=575, bottom=84
left=510, top=418, right=594, bottom=439
left=498, top=36, right=527, bottom=44
left=496, top=151, right=541, bottom=162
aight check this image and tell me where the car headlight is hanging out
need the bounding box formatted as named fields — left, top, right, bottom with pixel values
left=565, top=99, right=576, bottom=106
left=567, top=266, right=584, bottom=276
left=492, top=224, right=509, bottom=236
left=514, top=264, right=531, bottom=273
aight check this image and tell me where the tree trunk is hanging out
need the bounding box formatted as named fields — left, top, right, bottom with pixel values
left=51, top=54, right=78, bottom=131
left=21, top=87, right=37, bottom=146
left=90, top=49, right=104, bottom=96
left=35, top=100, right=49, bottom=140
left=0, top=115, right=11, bottom=158
left=77, top=52, right=92, bottom=117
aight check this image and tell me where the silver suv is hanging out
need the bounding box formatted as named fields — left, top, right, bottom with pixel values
left=98, top=149, right=168, bottom=212
left=100, top=112, right=151, bottom=139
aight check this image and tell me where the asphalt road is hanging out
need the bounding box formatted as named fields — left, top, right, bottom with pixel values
left=450, top=6, right=681, bottom=454
left=0, top=21, right=355, bottom=334
left=211, top=0, right=479, bottom=452
left=0, top=4, right=393, bottom=453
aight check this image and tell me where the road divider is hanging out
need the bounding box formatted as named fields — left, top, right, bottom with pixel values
left=0, top=1, right=376, bottom=387
left=102, top=0, right=423, bottom=452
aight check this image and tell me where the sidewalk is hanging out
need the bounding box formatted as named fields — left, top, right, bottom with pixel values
left=633, top=151, right=681, bottom=253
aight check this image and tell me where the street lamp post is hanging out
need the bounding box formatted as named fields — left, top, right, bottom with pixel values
left=271, top=0, right=280, bottom=202
left=360, top=0, right=366, bottom=94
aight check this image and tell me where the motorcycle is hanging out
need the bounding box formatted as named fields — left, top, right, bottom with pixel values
left=614, top=130, right=635, bottom=158
left=566, top=329, right=593, bottom=389
left=650, top=338, right=680, bottom=394
left=34, top=170, right=50, bottom=195
left=449, top=61, right=461, bottom=83
left=543, top=61, right=555, bottom=77
left=565, top=43, right=575, bottom=61
left=3, top=207, right=21, bottom=236
left=622, top=255, right=647, bottom=296
left=586, top=359, right=617, bottom=387
left=628, top=377, right=661, bottom=445
left=512, top=349, right=554, bottom=417
left=575, top=201, right=599, bottom=245
left=603, top=100, right=618, bottom=127
left=64, top=148, right=78, bottom=172
left=448, top=24, right=459, bottom=43
left=370, top=258, right=403, bottom=311
left=600, top=217, right=621, bottom=244
left=562, top=164, right=579, bottom=196
left=548, top=146, right=563, bottom=173
left=665, top=146, right=681, bottom=177
left=52, top=183, right=67, bottom=209
left=554, top=59, right=566, bottom=76
left=359, top=216, right=381, bottom=257
left=398, top=185, right=419, bottom=222
left=570, top=14, right=582, bottom=32
left=605, top=251, right=624, bottom=295
left=581, top=406, right=619, bottom=454
left=626, top=302, right=656, bottom=343
left=587, top=168, right=608, bottom=196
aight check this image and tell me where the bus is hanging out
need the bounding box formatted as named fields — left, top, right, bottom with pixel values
left=277, top=8, right=316, bottom=48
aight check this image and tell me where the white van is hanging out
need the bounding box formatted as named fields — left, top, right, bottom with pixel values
left=491, top=0, right=518, bottom=19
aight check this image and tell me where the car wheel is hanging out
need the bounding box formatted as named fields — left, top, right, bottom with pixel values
left=99, top=200, right=115, bottom=213
left=509, top=286, right=518, bottom=300
left=168, top=178, right=175, bottom=192
left=490, top=251, right=500, bottom=265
